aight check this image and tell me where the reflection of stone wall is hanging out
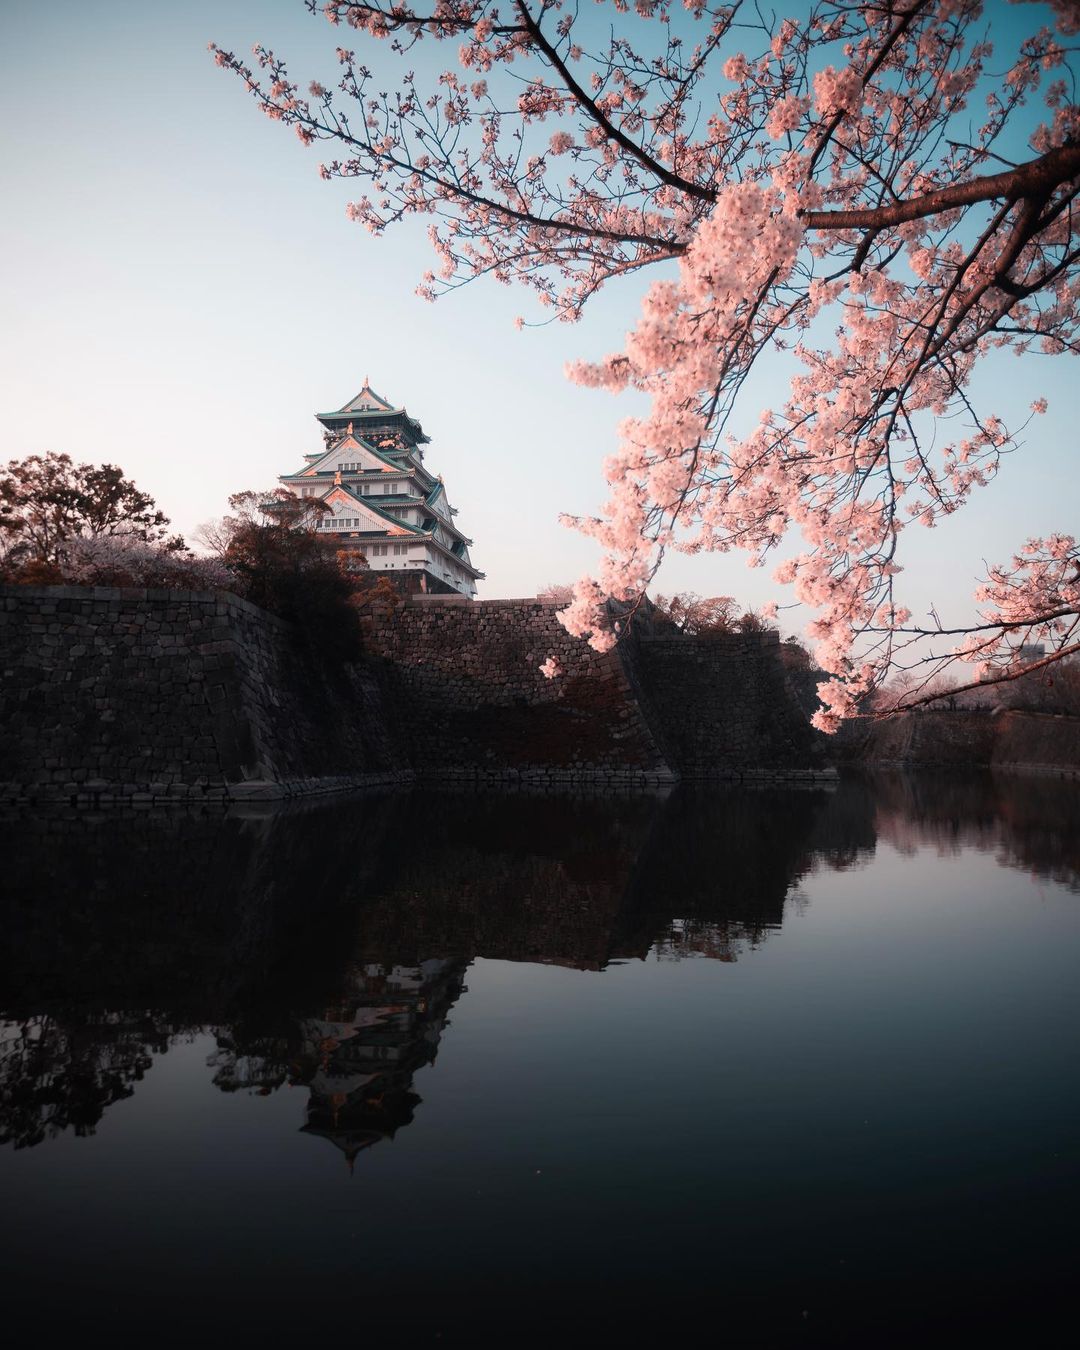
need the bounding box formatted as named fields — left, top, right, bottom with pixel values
left=0, top=797, right=404, bottom=1149
left=352, top=788, right=845, bottom=969
left=5, top=778, right=1078, bottom=1150
left=617, top=788, right=842, bottom=958
left=353, top=794, right=663, bottom=969
left=868, top=770, right=1080, bottom=890
left=0, top=584, right=405, bottom=803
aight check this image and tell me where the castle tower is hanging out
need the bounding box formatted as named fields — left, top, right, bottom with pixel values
left=279, top=380, right=484, bottom=598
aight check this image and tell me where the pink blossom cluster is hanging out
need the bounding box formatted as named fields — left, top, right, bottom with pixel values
left=954, top=534, right=1080, bottom=677
left=60, top=534, right=235, bottom=591
left=213, top=1, right=1080, bottom=725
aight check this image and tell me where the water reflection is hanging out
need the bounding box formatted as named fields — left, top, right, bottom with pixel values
left=868, top=770, right=1080, bottom=888
left=1, top=773, right=1077, bottom=1154
left=208, top=958, right=468, bottom=1167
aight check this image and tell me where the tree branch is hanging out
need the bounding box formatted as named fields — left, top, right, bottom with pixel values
left=890, top=641, right=1080, bottom=713
left=801, top=142, right=1080, bottom=231
left=513, top=1, right=717, bottom=204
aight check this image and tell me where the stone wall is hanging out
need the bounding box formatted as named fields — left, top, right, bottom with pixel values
left=992, top=710, right=1080, bottom=774
left=633, top=630, right=822, bottom=780
left=361, top=595, right=825, bottom=786
left=847, top=707, right=1080, bottom=776
left=1, top=585, right=825, bottom=799
left=0, top=584, right=405, bottom=804
left=360, top=596, right=676, bottom=788
left=841, top=709, right=998, bottom=767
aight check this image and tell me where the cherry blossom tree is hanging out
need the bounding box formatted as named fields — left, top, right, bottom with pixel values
left=213, top=1, right=1080, bottom=729
left=59, top=535, right=235, bottom=590
left=653, top=592, right=739, bottom=634
left=536, top=581, right=575, bottom=603
left=1, top=452, right=173, bottom=570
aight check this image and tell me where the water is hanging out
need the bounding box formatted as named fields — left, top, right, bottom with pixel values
left=2, top=775, right=1078, bottom=1343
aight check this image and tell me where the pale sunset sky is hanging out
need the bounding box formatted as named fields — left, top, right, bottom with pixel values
left=1, top=0, right=1075, bottom=636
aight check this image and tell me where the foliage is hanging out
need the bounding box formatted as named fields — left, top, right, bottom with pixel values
left=58, top=534, right=235, bottom=591
left=536, top=581, right=575, bottom=604
left=214, top=1, right=1080, bottom=728
left=778, top=634, right=826, bottom=718
left=652, top=592, right=782, bottom=634
left=543, top=581, right=785, bottom=635
left=653, top=592, right=739, bottom=634
left=203, top=490, right=366, bottom=659
left=0, top=452, right=173, bottom=573
left=349, top=569, right=406, bottom=615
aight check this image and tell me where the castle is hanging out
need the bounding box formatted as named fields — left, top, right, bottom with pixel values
left=278, top=380, right=483, bottom=598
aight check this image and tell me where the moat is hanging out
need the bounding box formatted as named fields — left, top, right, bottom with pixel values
left=2, top=773, right=1079, bottom=1342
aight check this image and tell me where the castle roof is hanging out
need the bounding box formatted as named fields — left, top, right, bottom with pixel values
left=322, top=482, right=482, bottom=574
left=329, top=483, right=428, bottom=537
left=339, top=380, right=396, bottom=414
left=315, top=378, right=429, bottom=443
left=281, top=430, right=432, bottom=484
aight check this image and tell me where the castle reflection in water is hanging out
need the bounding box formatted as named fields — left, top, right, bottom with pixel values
left=2, top=774, right=1078, bottom=1157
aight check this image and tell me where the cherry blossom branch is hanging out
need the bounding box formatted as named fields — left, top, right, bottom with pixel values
left=213, top=1, right=1080, bottom=729
left=513, top=1, right=719, bottom=203
left=891, top=641, right=1080, bottom=712
left=800, top=142, right=1080, bottom=231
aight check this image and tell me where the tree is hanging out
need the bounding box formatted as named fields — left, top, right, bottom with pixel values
left=0, top=452, right=172, bottom=571
left=202, top=490, right=366, bottom=658
left=213, top=1, right=1080, bottom=729
left=58, top=534, right=235, bottom=591
left=536, top=581, right=574, bottom=604
left=653, top=592, right=739, bottom=634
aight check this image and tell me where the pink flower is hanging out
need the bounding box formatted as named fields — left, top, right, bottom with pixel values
left=765, top=96, right=807, bottom=140
left=813, top=65, right=863, bottom=116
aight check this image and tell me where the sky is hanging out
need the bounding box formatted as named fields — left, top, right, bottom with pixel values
left=1, top=0, right=1076, bottom=636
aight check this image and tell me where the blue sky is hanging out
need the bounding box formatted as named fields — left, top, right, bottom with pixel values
left=1, top=0, right=1075, bottom=635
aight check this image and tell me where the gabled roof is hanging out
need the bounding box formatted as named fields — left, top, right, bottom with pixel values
left=328, top=483, right=426, bottom=537
left=285, top=432, right=414, bottom=480
left=339, top=379, right=397, bottom=415
left=315, top=379, right=430, bottom=443
left=321, top=484, right=479, bottom=565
